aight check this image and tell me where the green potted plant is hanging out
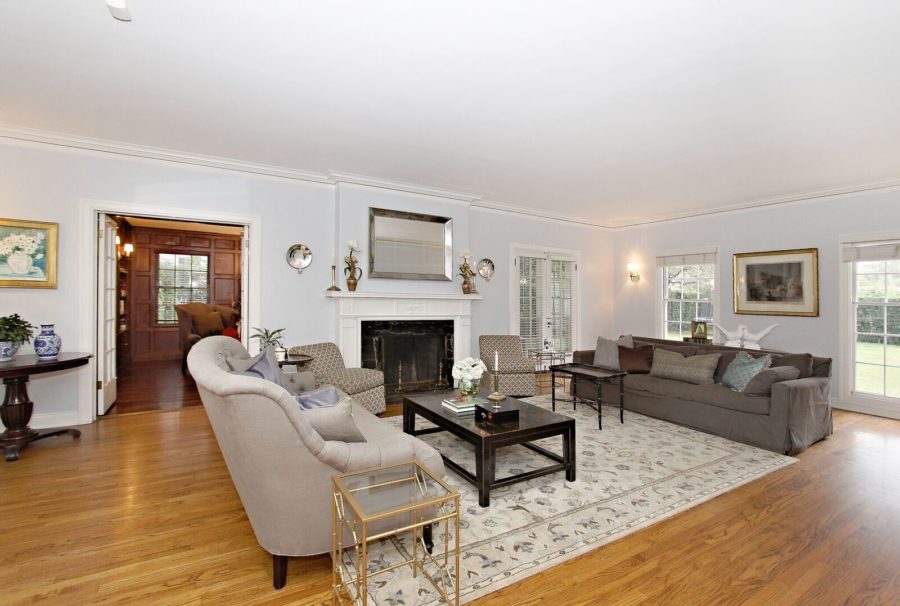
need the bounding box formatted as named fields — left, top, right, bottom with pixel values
left=250, top=327, right=287, bottom=360
left=0, top=314, right=37, bottom=362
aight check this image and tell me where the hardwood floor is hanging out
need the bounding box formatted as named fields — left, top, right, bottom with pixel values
left=1, top=406, right=899, bottom=604
left=107, top=359, right=202, bottom=414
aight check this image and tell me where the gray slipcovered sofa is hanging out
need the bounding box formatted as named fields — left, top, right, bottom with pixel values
left=572, top=336, right=832, bottom=455
left=187, top=336, right=445, bottom=589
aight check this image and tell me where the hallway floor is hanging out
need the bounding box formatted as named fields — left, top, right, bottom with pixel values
left=107, top=359, right=202, bottom=415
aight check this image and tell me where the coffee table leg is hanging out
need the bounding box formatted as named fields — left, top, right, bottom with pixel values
left=402, top=401, right=414, bottom=434
left=565, top=424, right=576, bottom=481
left=597, top=381, right=602, bottom=430
left=476, top=442, right=490, bottom=507
left=551, top=369, right=556, bottom=411
left=619, top=377, right=625, bottom=424
left=572, top=375, right=577, bottom=410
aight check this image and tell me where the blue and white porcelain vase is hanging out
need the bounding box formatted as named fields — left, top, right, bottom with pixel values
left=33, top=324, right=62, bottom=360
left=0, top=341, right=19, bottom=362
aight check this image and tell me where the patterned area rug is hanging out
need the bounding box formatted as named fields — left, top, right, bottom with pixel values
left=354, top=395, right=796, bottom=605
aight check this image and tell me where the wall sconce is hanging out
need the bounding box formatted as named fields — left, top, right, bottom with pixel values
left=123, top=243, right=134, bottom=257
left=627, top=262, right=640, bottom=283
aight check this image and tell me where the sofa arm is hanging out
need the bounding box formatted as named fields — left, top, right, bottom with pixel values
left=573, top=349, right=594, bottom=365
left=771, top=377, right=833, bottom=455
left=317, top=438, right=416, bottom=473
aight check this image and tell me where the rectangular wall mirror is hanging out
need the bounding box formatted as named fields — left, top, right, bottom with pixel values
left=369, top=208, right=453, bottom=280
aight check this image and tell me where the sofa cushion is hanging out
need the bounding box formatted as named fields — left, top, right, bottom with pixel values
left=227, top=350, right=314, bottom=394
left=650, top=349, right=720, bottom=385
left=743, top=366, right=801, bottom=396
left=294, top=385, right=342, bottom=409
left=722, top=352, right=772, bottom=391
left=304, top=397, right=366, bottom=442
left=627, top=374, right=771, bottom=415
left=771, top=353, right=814, bottom=379
left=618, top=344, right=654, bottom=373
left=321, top=367, right=384, bottom=394
left=193, top=311, right=225, bottom=337
left=593, top=335, right=634, bottom=369
left=497, top=356, right=536, bottom=373
left=283, top=371, right=316, bottom=393
left=228, top=348, right=290, bottom=391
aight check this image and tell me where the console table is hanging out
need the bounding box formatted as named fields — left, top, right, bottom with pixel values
left=0, top=353, right=92, bottom=462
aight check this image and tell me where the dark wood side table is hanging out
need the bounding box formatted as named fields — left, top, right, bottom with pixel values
left=0, top=352, right=92, bottom=462
left=276, top=354, right=313, bottom=369
left=550, top=363, right=626, bottom=430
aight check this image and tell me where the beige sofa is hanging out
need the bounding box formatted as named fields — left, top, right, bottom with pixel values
left=572, top=336, right=833, bottom=455
left=187, top=336, right=445, bottom=589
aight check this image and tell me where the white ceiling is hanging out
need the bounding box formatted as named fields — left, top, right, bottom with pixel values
left=2, top=1, right=899, bottom=227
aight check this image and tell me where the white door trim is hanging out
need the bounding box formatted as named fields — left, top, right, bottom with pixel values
left=77, top=199, right=262, bottom=425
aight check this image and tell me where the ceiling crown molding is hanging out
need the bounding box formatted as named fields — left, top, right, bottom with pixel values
left=328, top=171, right=482, bottom=203
left=0, top=123, right=333, bottom=183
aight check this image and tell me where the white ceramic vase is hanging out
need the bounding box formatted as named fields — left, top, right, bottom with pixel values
left=6, top=252, right=33, bottom=275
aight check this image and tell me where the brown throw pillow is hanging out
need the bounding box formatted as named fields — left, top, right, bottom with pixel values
left=771, top=353, right=814, bottom=379
left=192, top=311, right=225, bottom=337
left=618, top=344, right=654, bottom=373
left=743, top=366, right=801, bottom=396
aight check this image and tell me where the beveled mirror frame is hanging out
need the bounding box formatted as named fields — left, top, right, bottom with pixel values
left=368, top=208, right=453, bottom=280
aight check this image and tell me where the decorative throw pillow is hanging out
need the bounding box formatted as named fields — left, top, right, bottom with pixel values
left=722, top=352, right=772, bottom=392
left=294, top=385, right=341, bottom=410
left=304, top=397, right=366, bottom=443
left=617, top=344, right=654, bottom=373
left=192, top=312, right=225, bottom=337
left=650, top=349, right=721, bottom=385
left=593, top=335, right=635, bottom=369
left=771, top=353, right=814, bottom=379
left=743, top=366, right=801, bottom=396
left=715, top=350, right=767, bottom=383
left=284, top=371, right=316, bottom=394
left=228, top=348, right=289, bottom=391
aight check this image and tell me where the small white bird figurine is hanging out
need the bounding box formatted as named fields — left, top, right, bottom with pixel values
left=711, top=323, right=744, bottom=348
left=741, top=324, right=779, bottom=350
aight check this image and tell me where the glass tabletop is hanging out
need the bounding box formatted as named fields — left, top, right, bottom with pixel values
left=334, top=461, right=456, bottom=520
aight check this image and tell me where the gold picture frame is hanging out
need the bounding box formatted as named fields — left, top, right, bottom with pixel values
left=690, top=320, right=708, bottom=339
left=733, top=248, right=818, bottom=317
left=0, top=218, right=58, bottom=289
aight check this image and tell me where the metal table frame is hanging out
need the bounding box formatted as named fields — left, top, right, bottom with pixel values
left=550, top=363, right=626, bottom=430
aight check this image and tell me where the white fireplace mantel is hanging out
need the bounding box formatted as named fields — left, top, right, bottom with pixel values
left=327, top=291, right=482, bottom=367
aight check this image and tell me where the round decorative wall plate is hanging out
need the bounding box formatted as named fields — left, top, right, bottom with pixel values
left=477, top=258, right=495, bottom=280
left=286, top=244, right=313, bottom=273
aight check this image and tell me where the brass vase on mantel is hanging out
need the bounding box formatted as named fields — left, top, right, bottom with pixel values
left=344, top=240, right=362, bottom=292
left=458, top=253, right=476, bottom=295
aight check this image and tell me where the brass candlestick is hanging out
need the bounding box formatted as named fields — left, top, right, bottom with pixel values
left=326, top=265, right=341, bottom=291
left=487, top=369, right=506, bottom=405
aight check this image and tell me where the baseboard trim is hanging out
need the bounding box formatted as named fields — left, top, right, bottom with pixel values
left=832, top=400, right=900, bottom=421
left=29, top=411, right=85, bottom=430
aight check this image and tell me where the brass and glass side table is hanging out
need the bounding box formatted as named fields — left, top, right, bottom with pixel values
left=332, top=461, right=460, bottom=605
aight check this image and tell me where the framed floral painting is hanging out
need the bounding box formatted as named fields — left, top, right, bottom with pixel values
left=0, top=218, right=58, bottom=288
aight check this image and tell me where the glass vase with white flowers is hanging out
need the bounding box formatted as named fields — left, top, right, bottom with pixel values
left=451, top=356, right=488, bottom=397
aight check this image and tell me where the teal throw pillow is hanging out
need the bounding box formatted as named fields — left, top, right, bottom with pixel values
left=722, top=352, right=771, bottom=392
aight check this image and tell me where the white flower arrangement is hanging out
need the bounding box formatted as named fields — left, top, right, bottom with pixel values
left=458, top=249, right=471, bottom=260
left=0, top=231, right=45, bottom=261
left=451, top=357, right=488, bottom=382
left=347, top=240, right=360, bottom=252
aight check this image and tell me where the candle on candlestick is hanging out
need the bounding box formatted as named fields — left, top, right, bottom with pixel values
left=494, top=350, right=499, bottom=372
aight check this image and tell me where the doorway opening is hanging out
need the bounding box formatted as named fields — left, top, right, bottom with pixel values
left=98, top=215, right=246, bottom=416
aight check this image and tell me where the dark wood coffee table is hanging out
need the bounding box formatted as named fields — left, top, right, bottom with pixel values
left=550, top=363, right=626, bottom=430
left=402, top=390, right=576, bottom=507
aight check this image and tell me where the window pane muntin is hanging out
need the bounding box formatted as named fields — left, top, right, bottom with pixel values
left=157, top=253, right=209, bottom=324
left=663, top=262, right=715, bottom=340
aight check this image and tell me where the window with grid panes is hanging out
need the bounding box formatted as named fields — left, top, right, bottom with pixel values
left=156, top=253, right=209, bottom=323
left=518, top=256, right=544, bottom=351
left=851, top=257, right=900, bottom=399
left=516, top=251, right=577, bottom=353
left=659, top=254, right=716, bottom=340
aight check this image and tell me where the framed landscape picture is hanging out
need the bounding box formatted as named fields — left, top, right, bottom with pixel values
left=733, top=248, right=818, bottom=316
left=0, top=218, right=58, bottom=288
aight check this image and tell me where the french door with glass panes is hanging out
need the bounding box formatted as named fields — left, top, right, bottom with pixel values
left=851, top=257, right=900, bottom=401
left=512, top=248, right=578, bottom=354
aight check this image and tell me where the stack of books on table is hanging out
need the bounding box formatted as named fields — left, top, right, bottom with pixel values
left=441, top=395, right=487, bottom=414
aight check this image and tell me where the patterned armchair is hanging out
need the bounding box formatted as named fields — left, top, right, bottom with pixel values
left=478, top=335, right=536, bottom=397
left=287, top=342, right=386, bottom=414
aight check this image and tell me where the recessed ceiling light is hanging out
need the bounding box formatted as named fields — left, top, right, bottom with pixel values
left=107, top=0, right=132, bottom=22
